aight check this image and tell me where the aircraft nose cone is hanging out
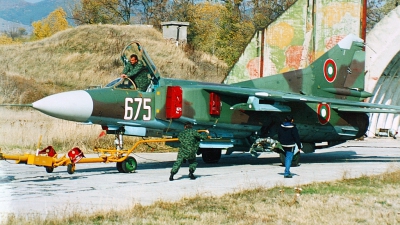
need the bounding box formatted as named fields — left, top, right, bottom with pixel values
left=32, top=90, right=93, bottom=122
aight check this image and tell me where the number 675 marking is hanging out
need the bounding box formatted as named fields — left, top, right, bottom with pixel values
left=124, top=97, right=151, bottom=120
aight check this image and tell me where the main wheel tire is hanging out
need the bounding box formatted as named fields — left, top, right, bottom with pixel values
left=201, top=149, right=221, bottom=164
left=45, top=166, right=54, bottom=173
left=279, top=152, right=301, bottom=167
left=67, top=164, right=75, bottom=174
left=122, top=156, right=137, bottom=173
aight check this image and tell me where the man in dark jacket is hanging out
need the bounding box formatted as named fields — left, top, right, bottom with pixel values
left=121, top=54, right=150, bottom=91
left=169, top=122, right=209, bottom=181
left=278, top=115, right=302, bottom=178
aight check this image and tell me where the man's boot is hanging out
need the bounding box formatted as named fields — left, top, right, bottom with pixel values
left=169, top=173, right=174, bottom=181
left=188, top=170, right=196, bottom=180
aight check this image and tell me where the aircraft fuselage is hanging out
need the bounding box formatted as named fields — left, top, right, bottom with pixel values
left=32, top=79, right=369, bottom=153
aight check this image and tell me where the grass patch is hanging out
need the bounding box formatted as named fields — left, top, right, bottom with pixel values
left=4, top=170, right=400, bottom=224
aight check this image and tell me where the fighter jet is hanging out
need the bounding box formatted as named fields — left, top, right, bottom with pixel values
left=19, top=34, right=400, bottom=165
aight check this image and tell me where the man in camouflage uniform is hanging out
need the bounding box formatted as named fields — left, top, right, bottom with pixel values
left=169, top=122, right=209, bottom=181
left=121, top=54, right=151, bottom=92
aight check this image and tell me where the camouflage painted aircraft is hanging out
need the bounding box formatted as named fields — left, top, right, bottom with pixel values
left=20, top=34, right=400, bottom=165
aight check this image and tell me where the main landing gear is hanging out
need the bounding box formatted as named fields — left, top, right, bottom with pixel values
left=113, top=132, right=138, bottom=173
left=250, top=137, right=301, bottom=167
left=199, top=148, right=222, bottom=163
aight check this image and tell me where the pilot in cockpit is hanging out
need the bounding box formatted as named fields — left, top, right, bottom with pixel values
left=120, top=54, right=151, bottom=91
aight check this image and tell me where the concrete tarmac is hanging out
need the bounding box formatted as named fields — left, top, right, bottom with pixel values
left=1, top=137, right=400, bottom=221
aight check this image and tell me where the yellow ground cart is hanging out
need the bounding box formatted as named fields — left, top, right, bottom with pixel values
left=0, top=138, right=178, bottom=174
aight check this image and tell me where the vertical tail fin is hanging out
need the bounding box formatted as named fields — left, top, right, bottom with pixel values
left=233, top=34, right=372, bottom=101
left=306, top=34, right=372, bottom=100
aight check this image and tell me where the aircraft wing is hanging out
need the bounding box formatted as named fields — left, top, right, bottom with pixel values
left=200, top=85, right=400, bottom=113
left=287, top=95, right=400, bottom=113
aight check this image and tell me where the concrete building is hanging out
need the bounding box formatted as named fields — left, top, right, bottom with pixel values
left=161, top=21, right=189, bottom=45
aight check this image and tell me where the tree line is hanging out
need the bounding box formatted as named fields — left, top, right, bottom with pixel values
left=0, top=0, right=398, bottom=67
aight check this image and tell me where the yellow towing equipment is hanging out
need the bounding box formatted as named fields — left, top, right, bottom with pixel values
left=0, top=138, right=179, bottom=174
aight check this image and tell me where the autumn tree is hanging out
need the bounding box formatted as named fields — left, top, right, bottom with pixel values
left=167, top=0, right=253, bottom=66
left=222, top=0, right=243, bottom=20
left=120, top=0, right=138, bottom=23
left=186, top=3, right=225, bottom=54
left=214, top=0, right=254, bottom=66
left=72, top=0, right=138, bottom=25
left=168, top=0, right=194, bottom=22
left=72, top=0, right=119, bottom=25
left=167, top=1, right=224, bottom=53
left=138, top=0, right=169, bottom=28
left=32, top=7, right=70, bottom=40
left=248, top=0, right=296, bottom=30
